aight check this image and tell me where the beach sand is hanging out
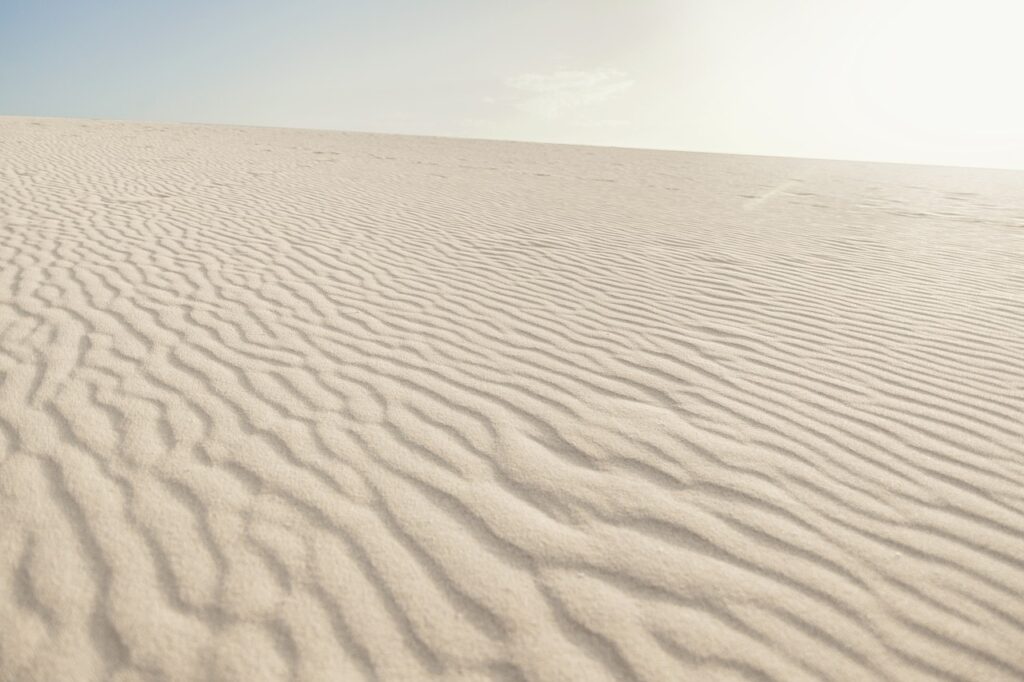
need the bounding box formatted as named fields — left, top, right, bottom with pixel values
left=1, top=116, right=1022, bottom=681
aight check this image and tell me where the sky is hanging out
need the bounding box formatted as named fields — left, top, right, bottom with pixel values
left=2, top=0, right=1023, bottom=169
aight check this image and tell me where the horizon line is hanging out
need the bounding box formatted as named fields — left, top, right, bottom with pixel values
left=5, top=113, right=1021, bottom=173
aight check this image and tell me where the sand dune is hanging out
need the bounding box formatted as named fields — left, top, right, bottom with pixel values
left=0, top=116, right=1022, bottom=681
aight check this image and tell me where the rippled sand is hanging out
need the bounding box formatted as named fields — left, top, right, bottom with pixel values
left=1, top=117, right=1022, bottom=681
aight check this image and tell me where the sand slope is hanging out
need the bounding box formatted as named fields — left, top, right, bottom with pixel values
left=0, top=117, right=1022, bottom=681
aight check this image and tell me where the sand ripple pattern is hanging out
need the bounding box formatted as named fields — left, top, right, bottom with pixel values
left=1, top=117, right=1023, bottom=681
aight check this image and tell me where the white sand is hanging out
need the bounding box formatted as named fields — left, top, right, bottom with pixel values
left=0, top=116, right=1022, bottom=681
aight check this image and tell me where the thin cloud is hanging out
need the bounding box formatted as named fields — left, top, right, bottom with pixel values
left=501, top=68, right=634, bottom=120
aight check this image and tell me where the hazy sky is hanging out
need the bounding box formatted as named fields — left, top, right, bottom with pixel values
left=3, top=0, right=1023, bottom=168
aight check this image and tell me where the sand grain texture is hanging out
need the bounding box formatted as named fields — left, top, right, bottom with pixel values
left=1, top=117, right=1023, bottom=681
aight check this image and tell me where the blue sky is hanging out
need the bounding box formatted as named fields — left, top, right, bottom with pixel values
left=2, top=0, right=1023, bottom=168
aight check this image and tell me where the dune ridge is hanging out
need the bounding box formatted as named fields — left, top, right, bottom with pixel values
left=0, top=117, right=1022, bottom=681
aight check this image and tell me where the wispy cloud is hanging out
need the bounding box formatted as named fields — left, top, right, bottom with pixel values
left=499, top=68, right=634, bottom=120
